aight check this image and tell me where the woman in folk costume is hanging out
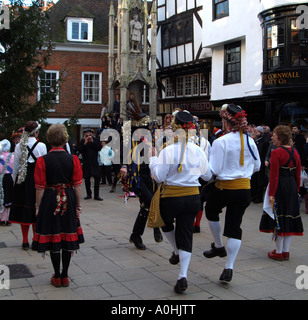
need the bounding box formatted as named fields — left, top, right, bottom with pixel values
left=120, top=99, right=163, bottom=250
left=32, top=124, right=84, bottom=287
left=203, top=104, right=261, bottom=282
left=260, top=125, right=303, bottom=261
left=149, top=111, right=211, bottom=293
left=0, top=139, right=14, bottom=226
left=10, top=121, right=47, bottom=250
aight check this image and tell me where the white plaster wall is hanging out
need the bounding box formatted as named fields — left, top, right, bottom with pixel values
left=260, top=0, right=308, bottom=11
left=202, top=0, right=263, bottom=101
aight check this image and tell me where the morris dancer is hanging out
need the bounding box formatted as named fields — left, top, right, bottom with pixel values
left=149, top=111, right=211, bottom=293
left=203, top=104, right=261, bottom=282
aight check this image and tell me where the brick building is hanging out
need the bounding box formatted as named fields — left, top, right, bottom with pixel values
left=43, top=0, right=112, bottom=143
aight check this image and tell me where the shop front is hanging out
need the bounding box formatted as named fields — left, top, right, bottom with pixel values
left=259, top=3, right=308, bottom=128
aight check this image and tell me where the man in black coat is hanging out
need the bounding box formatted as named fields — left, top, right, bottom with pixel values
left=292, top=123, right=306, bottom=166
left=78, top=128, right=103, bottom=201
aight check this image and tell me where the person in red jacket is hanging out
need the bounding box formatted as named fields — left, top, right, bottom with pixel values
left=260, top=125, right=303, bottom=261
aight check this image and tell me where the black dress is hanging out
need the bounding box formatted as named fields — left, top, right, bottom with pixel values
left=10, top=141, right=40, bottom=225
left=32, top=149, right=84, bottom=253
left=259, top=147, right=304, bottom=236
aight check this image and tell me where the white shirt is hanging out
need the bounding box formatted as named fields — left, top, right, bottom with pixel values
left=99, top=146, right=115, bottom=166
left=149, top=141, right=211, bottom=187
left=13, top=137, right=47, bottom=182
left=209, top=131, right=261, bottom=181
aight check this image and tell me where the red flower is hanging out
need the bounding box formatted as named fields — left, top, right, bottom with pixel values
left=182, top=121, right=195, bottom=129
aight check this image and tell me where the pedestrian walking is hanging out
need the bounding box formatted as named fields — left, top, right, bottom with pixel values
left=260, top=125, right=303, bottom=260
left=0, top=139, right=14, bottom=226
left=32, top=124, right=84, bottom=287
left=149, top=110, right=211, bottom=293
left=203, top=104, right=261, bottom=283
left=9, top=121, right=47, bottom=250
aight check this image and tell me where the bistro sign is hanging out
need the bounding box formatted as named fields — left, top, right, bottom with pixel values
left=172, top=101, right=213, bottom=112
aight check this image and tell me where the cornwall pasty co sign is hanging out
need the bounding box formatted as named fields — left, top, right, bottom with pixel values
left=262, top=69, right=308, bottom=90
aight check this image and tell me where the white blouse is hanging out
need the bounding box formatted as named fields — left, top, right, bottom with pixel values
left=13, top=137, right=47, bottom=182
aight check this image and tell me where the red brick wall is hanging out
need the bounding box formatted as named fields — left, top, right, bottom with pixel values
left=46, top=50, right=109, bottom=119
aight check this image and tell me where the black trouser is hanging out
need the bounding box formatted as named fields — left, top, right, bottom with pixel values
left=100, top=165, right=113, bottom=185
left=132, top=179, right=155, bottom=236
left=160, top=195, right=201, bottom=253
left=84, top=176, right=100, bottom=198
left=112, top=164, right=121, bottom=187
left=205, top=187, right=251, bottom=240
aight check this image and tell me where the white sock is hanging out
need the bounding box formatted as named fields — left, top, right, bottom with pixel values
left=164, top=230, right=179, bottom=255
left=208, top=221, right=224, bottom=248
left=275, top=236, right=284, bottom=254
left=283, top=236, right=292, bottom=253
left=225, top=238, right=241, bottom=269
left=5, top=208, right=9, bottom=222
left=178, top=249, right=191, bottom=280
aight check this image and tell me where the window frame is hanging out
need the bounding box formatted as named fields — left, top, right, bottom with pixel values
left=213, top=0, right=229, bottom=20
left=38, top=70, right=60, bottom=103
left=81, top=72, right=102, bottom=104
left=200, top=73, right=208, bottom=95
left=224, top=41, right=241, bottom=85
left=66, top=17, right=93, bottom=42
left=290, top=18, right=308, bottom=68
left=265, top=22, right=286, bottom=70
left=165, top=78, right=175, bottom=98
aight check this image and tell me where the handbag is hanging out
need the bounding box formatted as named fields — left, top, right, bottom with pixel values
left=147, top=184, right=165, bottom=228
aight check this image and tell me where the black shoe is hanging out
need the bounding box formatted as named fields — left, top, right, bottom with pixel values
left=169, top=252, right=180, bottom=265
left=129, top=233, right=146, bottom=250
left=94, top=197, right=103, bottom=201
left=219, top=268, right=233, bottom=282
left=203, top=242, right=227, bottom=258
left=84, top=196, right=92, bottom=200
left=174, top=277, right=187, bottom=293
left=153, top=228, right=163, bottom=243
left=22, top=242, right=29, bottom=250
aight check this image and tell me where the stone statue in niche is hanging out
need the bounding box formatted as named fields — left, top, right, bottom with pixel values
left=130, top=13, right=143, bottom=52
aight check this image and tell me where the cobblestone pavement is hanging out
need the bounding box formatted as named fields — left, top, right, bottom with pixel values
left=0, top=183, right=308, bottom=301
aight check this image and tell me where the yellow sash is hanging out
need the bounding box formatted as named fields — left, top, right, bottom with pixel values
left=147, top=184, right=199, bottom=228
left=160, top=184, right=199, bottom=198
left=215, top=178, right=250, bottom=190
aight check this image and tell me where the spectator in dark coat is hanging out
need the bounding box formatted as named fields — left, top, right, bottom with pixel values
left=251, top=126, right=270, bottom=203
left=77, top=128, right=103, bottom=201
left=292, top=123, right=306, bottom=167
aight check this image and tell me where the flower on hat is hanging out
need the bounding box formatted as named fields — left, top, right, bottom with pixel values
left=182, top=121, right=196, bottom=130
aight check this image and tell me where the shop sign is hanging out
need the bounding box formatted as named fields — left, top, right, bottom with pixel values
left=172, top=101, right=213, bottom=112
left=262, top=69, right=308, bottom=89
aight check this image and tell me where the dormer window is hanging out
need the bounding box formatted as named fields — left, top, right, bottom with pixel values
left=66, top=17, right=93, bottom=42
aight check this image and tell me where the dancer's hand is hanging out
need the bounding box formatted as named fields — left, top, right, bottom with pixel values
left=76, top=206, right=82, bottom=218
left=120, top=166, right=127, bottom=178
